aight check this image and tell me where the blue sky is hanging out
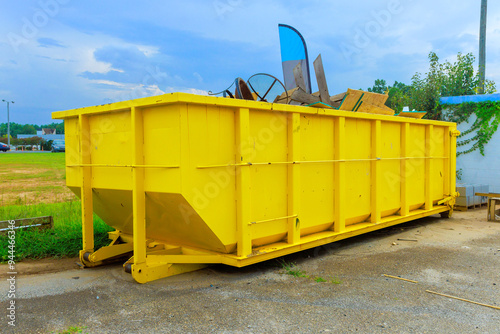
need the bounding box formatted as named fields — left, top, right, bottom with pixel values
left=1, top=0, right=500, bottom=125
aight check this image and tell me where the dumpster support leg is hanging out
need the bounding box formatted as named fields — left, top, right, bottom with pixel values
left=78, top=114, right=95, bottom=266
left=131, top=106, right=147, bottom=267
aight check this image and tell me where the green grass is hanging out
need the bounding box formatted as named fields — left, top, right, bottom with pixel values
left=329, top=276, right=342, bottom=284
left=0, top=152, right=66, bottom=167
left=0, top=153, right=112, bottom=261
left=0, top=201, right=113, bottom=261
left=279, top=259, right=308, bottom=278
left=279, top=259, right=342, bottom=284
left=0, top=152, right=73, bottom=206
left=314, top=277, right=327, bottom=283
left=53, top=325, right=88, bottom=334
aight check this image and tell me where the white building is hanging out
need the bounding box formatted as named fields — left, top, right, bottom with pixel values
left=440, top=93, right=500, bottom=192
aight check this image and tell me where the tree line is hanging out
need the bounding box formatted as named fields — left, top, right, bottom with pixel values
left=0, top=121, right=64, bottom=138
left=367, top=51, right=499, bottom=156
left=366, top=52, right=496, bottom=120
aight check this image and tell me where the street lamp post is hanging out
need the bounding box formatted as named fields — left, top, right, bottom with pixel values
left=479, top=0, right=487, bottom=94
left=2, top=99, right=14, bottom=148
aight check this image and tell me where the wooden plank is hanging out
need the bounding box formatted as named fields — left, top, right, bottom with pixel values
left=290, top=88, right=320, bottom=105
left=476, top=192, right=500, bottom=198
left=313, top=54, right=331, bottom=104
left=293, top=63, right=307, bottom=91
left=426, top=290, right=500, bottom=310
left=0, top=216, right=53, bottom=232
left=398, top=111, right=426, bottom=119
left=330, top=92, right=346, bottom=102
left=339, top=89, right=364, bottom=110
left=339, top=88, right=389, bottom=111
left=454, top=204, right=476, bottom=212
left=357, top=103, right=395, bottom=115
left=274, top=87, right=299, bottom=104
left=305, top=101, right=335, bottom=109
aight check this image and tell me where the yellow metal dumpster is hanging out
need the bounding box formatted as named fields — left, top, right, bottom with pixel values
left=52, top=93, right=459, bottom=283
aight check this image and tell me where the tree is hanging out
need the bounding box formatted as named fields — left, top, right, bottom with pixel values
left=21, top=124, right=36, bottom=134
left=367, top=52, right=498, bottom=156
left=386, top=81, right=411, bottom=113
left=409, top=52, right=495, bottom=119
left=367, top=79, right=389, bottom=94
left=367, top=52, right=496, bottom=119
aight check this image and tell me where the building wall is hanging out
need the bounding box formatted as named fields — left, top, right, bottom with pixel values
left=440, top=94, right=500, bottom=193
left=455, top=115, right=500, bottom=192
left=17, top=134, right=65, bottom=141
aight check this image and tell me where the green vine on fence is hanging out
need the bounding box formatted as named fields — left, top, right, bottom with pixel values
left=444, top=101, right=500, bottom=156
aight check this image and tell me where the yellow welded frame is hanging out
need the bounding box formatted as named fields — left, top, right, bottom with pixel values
left=236, top=108, right=252, bottom=257
left=287, top=112, right=301, bottom=244
left=78, top=114, right=96, bottom=267
left=371, top=120, right=381, bottom=224
left=58, top=94, right=459, bottom=283
left=334, top=116, right=346, bottom=233
left=400, top=123, right=410, bottom=216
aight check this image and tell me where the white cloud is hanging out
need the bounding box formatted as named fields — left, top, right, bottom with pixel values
left=1, top=0, right=500, bottom=124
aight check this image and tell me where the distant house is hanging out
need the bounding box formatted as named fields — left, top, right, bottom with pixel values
left=42, top=128, right=56, bottom=135
left=18, top=129, right=64, bottom=141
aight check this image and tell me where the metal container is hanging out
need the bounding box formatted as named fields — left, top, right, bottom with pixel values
left=53, top=93, right=459, bottom=283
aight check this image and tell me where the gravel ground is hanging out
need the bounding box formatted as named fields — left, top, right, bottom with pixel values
left=1, top=208, right=499, bottom=333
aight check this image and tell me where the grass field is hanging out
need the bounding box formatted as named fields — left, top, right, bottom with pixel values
left=0, top=153, right=113, bottom=261
left=0, top=152, right=75, bottom=206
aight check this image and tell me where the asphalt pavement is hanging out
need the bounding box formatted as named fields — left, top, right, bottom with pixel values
left=1, top=209, right=499, bottom=333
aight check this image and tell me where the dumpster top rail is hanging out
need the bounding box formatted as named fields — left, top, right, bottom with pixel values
left=52, top=93, right=453, bottom=126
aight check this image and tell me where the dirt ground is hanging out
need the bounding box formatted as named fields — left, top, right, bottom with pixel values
left=1, top=208, right=499, bottom=333
left=0, top=170, right=75, bottom=206
left=0, top=152, right=75, bottom=206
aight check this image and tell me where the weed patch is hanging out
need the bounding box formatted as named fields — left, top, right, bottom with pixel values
left=0, top=201, right=113, bottom=261
left=278, top=259, right=342, bottom=284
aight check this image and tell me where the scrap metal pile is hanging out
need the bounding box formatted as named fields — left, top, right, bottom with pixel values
left=216, top=54, right=426, bottom=119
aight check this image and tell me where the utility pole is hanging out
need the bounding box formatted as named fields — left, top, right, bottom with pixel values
left=479, top=0, right=487, bottom=94
left=2, top=100, right=14, bottom=148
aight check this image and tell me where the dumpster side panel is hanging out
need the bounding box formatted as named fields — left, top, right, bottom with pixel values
left=183, top=103, right=237, bottom=249
left=407, top=124, right=426, bottom=210
left=249, top=111, right=289, bottom=246
left=143, top=106, right=181, bottom=193
left=379, top=121, right=402, bottom=217
left=90, top=111, right=133, bottom=190
left=65, top=117, right=81, bottom=189
left=299, top=115, right=334, bottom=236
left=344, top=118, right=371, bottom=225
